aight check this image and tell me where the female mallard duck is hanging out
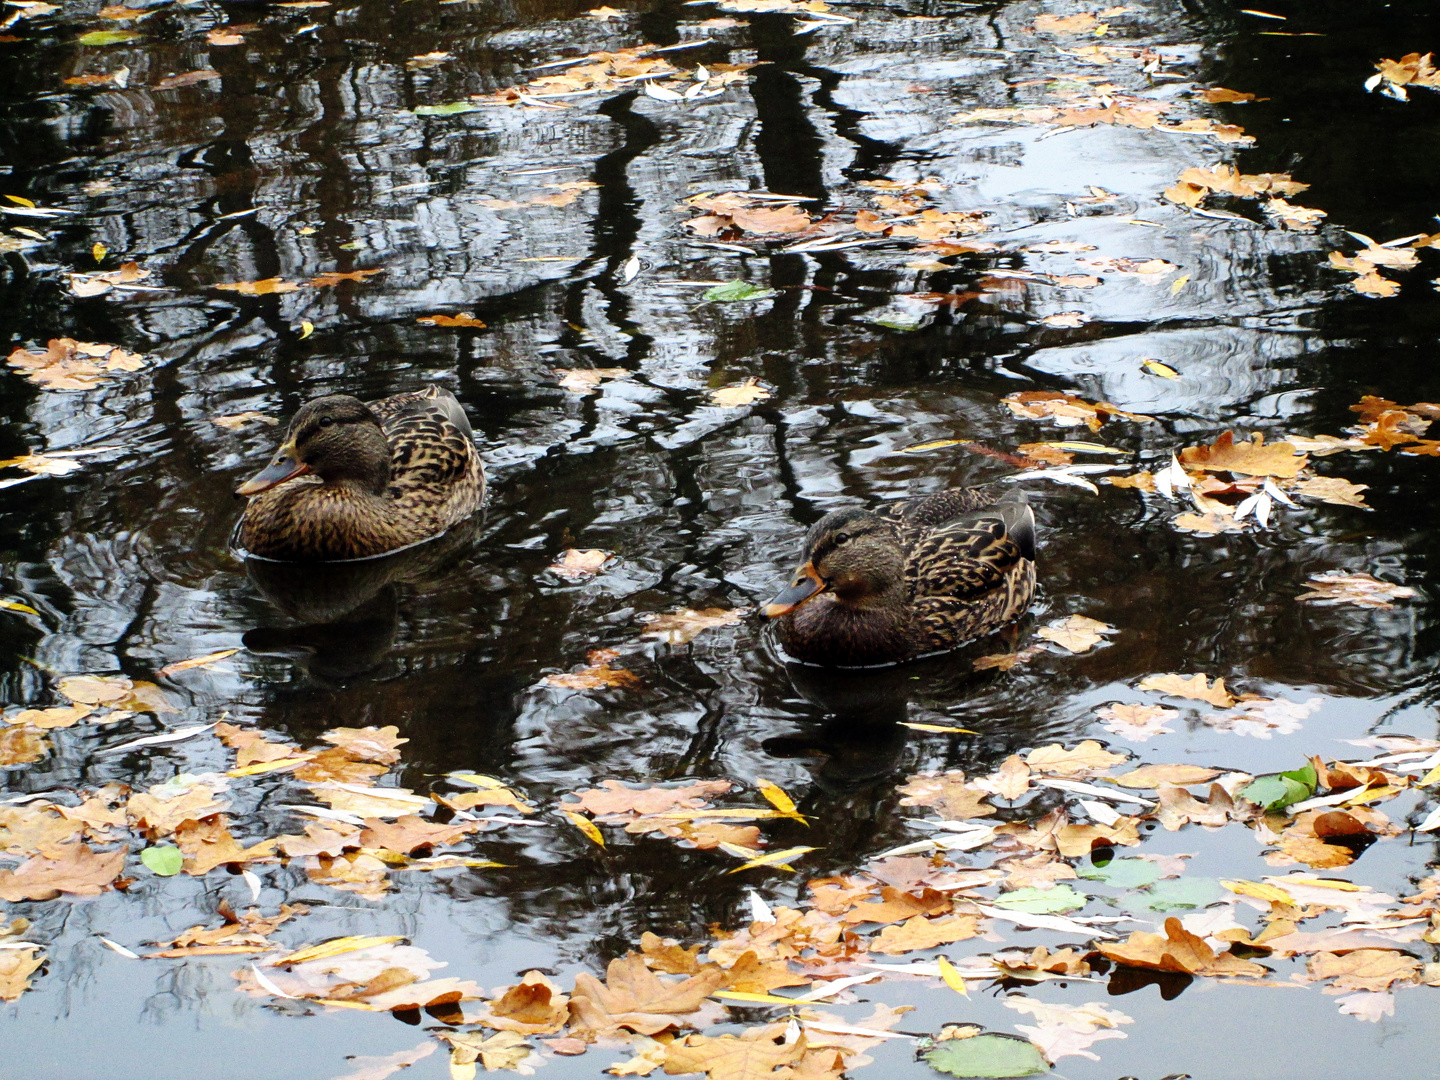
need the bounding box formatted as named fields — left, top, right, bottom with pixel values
left=234, top=386, right=485, bottom=562
left=763, top=487, right=1035, bottom=667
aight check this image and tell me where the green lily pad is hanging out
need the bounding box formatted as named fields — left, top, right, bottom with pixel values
left=140, top=844, right=183, bottom=876
left=413, top=101, right=480, bottom=116
left=1077, top=857, right=1160, bottom=890
left=703, top=280, right=778, bottom=303
left=990, top=883, right=1086, bottom=914
left=923, top=1034, right=1049, bottom=1078
left=78, top=30, right=141, bottom=45
left=1132, top=876, right=1222, bottom=912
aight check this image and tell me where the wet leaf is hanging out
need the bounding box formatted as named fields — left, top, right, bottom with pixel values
left=413, top=101, right=481, bottom=115
left=158, top=648, right=239, bottom=676
left=1076, top=856, right=1159, bottom=889
left=333, top=1042, right=436, bottom=1080
left=557, top=367, right=628, bottom=394
left=1137, top=672, right=1236, bottom=708
left=214, top=278, right=301, bottom=295
left=1292, top=475, right=1369, bottom=508
left=922, top=1033, right=1047, bottom=1078
left=1296, top=571, right=1415, bottom=609
left=1112, top=764, right=1220, bottom=788
left=972, top=755, right=1032, bottom=801
left=417, top=313, right=486, bottom=327
left=1098, top=916, right=1266, bottom=976
left=992, top=883, right=1086, bottom=914
left=1096, top=703, right=1176, bottom=740
left=1002, top=390, right=1154, bottom=431
left=897, top=772, right=996, bottom=819
left=206, top=28, right=245, bottom=44
left=640, top=606, right=747, bottom=645
left=0, top=843, right=126, bottom=901
left=140, top=844, right=183, bottom=876
left=548, top=549, right=611, bottom=580
left=212, top=411, right=279, bottom=429
left=0, top=947, right=44, bottom=1002
left=543, top=649, right=642, bottom=690
left=1024, top=740, right=1127, bottom=778
left=77, top=29, right=140, bottom=44
left=1309, top=950, right=1420, bottom=993
left=154, top=68, right=221, bottom=89
left=174, top=815, right=277, bottom=875
left=569, top=953, right=727, bottom=1036
left=703, top=280, right=778, bottom=303
left=1036, top=614, right=1115, bottom=654
left=308, top=269, right=384, bottom=287
left=710, top=378, right=770, bottom=407
left=7, top=338, right=147, bottom=390
left=871, top=914, right=981, bottom=954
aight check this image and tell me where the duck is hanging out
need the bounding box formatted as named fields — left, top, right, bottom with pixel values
left=762, top=487, right=1036, bottom=667
left=234, top=385, right=485, bottom=562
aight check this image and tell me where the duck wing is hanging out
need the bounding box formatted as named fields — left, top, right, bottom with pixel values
left=374, top=386, right=485, bottom=522
left=905, top=493, right=1035, bottom=600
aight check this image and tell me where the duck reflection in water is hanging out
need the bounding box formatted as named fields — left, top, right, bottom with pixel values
left=239, top=519, right=478, bottom=682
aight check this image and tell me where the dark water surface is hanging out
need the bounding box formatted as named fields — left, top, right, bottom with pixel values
left=3, top=0, right=1440, bottom=1076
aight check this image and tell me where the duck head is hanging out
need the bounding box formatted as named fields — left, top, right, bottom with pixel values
left=236, top=395, right=391, bottom=497
left=763, top=510, right=905, bottom=618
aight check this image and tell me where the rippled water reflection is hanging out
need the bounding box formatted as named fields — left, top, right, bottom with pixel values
left=3, top=0, right=1440, bottom=1075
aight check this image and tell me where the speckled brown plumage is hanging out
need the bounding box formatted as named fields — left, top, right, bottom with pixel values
left=766, top=487, right=1036, bottom=667
left=235, top=386, right=485, bottom=562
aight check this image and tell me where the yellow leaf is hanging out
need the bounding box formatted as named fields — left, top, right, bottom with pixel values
left=1039, top=441, right=1127, bottom=454
left=1142, top=359, right=1179, bottom=378
left=725, top=845, right=817, bottom=874
left=1170, top=274, right=1190, bottom=295
left=901, top=439, right=967, bottom=453
left=899, top=722, right=979, bottom=733
left=755, top=778, right=803, bottom=820
left=157, top=648, right=239, bottom=676
left=563, top=809, right=605, bottom=847
left=299, top=321, right=314, bottom=340
left=1418, top=764, right=1440, bottom=787
left=936, top=955, right=970, bottom=997
left=275, top=935, right=405, bottom=965
left=6, top=195, right=36, bottom=208
left=227, top=756, right=312, bottom=777
left=1282, top=876, right=1361, bottom=891
left=450, top=772, right=508, bottom=789
left=92, top=242, right=106, bottom=263
left=1221, top=879, right=1293, bottom=904
left=1, top=600, right=39, bottom=615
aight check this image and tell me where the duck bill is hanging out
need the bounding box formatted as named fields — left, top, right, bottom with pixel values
left=762, top=563, right=826, bottom=618
left=236, top=441, right=308, bottom=496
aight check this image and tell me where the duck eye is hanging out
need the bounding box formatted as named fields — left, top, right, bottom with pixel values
left=834, top=532, right=850, bottom=544
left=318, top=416, right=334, bottom=428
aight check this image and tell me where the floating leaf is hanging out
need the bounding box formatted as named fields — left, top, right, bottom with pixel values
left=922, top=1033, right=1048, bottom=1078
left=413, top=101, right=481, bottom=116
left=140, top=845, right=183, bottom=876
left=77, top=29, right=140, bottom=44
left=703, top=280, right=779, bottom=303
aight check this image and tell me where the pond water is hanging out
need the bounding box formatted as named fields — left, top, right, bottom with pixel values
left=3, top=0, right=1440, bottom=1076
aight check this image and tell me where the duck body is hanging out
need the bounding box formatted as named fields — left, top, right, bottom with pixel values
left=235, top=386, right=485, bottom=562
left=764, top=487, right=1036, bottom=667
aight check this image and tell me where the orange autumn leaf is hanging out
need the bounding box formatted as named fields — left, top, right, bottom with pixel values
left=214, top=278, right=301, bottom=295
left=417, top=314, right=486, bottom=327
left=567, top=953, right=726, bottom=1036
left=1098, top=917, right=1266, bottom=977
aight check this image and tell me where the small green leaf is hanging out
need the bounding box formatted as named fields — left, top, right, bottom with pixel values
left=1132, top=876, right=1222, bottom=912
left=990, top=883, right=1086, bottom=914
left=702, top=280, right=778, bottom=303
left=78, top=30, right=142, bottom=45
left=140, top=845, right=183, bottom=876
left=413, top=101, right=480, bottom=116
left=923, top=1033, right=1049, bottom=1078
left=1077, top=857, right=1160, bottom=890
left=1241, top=765, right=1315, bottom=811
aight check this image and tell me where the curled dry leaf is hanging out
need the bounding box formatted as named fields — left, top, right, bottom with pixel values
left=639, top=607, right=748, bottom=645
left=1296, top=571, right=1416, bottom=609
left=1003, top=391, right=1154, bottom=431
left=1180, top=430, right=1306, bottom=478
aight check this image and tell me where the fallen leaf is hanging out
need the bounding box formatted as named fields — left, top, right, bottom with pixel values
left=7, top=338, right=147, bottom=390
left=1096, top=703, right=1177, bottom=740
left=664, top=1028, right=806, bottom=1079
left=639, top=607, right=748, bottom=645
left=549, top=549, right=611, bottom=580
left=710, top=378, right=770, bottom=407
left=1098, top=916, right=1266, bottom=976
left=972, top=755, right=1032, bottom=801
left=1308, top=950, right=1420, bottom=993
left=0, top=946, right=44, bottom=1001
left=544, top=649, right=642, bottom=690
left=896, top=772, right=996, bottom=819
left=214, top=278, right=300, bottom=295
left=1296, top=571, right=1416, bottom=609
left=0, top=843, right=126, bottom=901
left=417, top=314, right=486, bottom=327
left=557, top=368, right=628, bottom=394
left=308, top=269, right=384, bottom=287
left=568, top=953, right=726, bottom=1036
left=1036, top=614, right=1115, bottom=654
left=154, top=68, right=221, bottom=90
left=1112, top=764, right=1220, bottom=789
left=1024, top=740, right=1127, bottom=778
left=870, top=914, right=981, bottom=954
left=1138, top=672, right=1236, bottom=708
